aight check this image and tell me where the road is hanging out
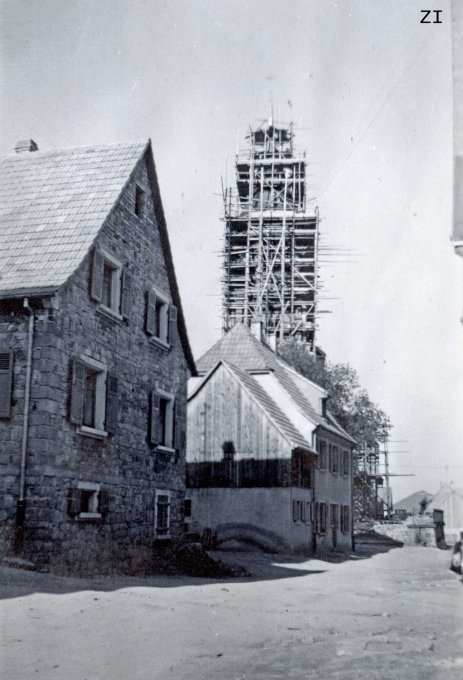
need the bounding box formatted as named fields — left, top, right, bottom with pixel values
left=0, top=544, right=462, bottom=679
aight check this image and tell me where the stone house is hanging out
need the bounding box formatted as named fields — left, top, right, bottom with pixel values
left=186, top=323, right=355, bottom=554
left=0, top=139, right=195, bottom=572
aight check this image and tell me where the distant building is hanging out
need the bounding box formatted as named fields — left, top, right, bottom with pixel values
left=428, top=483, right=463, bottom=543
left=0, top=139, right=195, bottom=572
left=186, top=323, right=354, bottom=554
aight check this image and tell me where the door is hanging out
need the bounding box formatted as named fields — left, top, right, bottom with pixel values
left=330, top=504, right=338, bottom=550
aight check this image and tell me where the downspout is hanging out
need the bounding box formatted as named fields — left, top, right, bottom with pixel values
left=16, top=298, right=34, bottom=542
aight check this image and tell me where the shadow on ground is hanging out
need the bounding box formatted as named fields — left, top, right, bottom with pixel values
left=0, top=532, right=403, bottom=601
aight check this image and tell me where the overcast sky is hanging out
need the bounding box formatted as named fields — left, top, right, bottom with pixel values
left=0, top=0, right=460, bottom=501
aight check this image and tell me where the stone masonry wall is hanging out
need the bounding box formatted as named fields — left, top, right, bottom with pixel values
left=0, top=154, right=189, bottom=573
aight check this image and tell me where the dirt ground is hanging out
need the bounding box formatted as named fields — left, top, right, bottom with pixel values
left=0, top=543, right=462, bottom=680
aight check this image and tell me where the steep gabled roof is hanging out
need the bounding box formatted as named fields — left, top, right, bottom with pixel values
left=197, top=323, right=353, bottom=442
left=0, top=141, right=148, bottom=296
left=0, top=140, right=195, bottom=374
left=189, top=359, right=313, bottom=452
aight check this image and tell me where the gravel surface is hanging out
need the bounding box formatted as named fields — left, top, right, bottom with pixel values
left=0, top=544, right=462, bottom=679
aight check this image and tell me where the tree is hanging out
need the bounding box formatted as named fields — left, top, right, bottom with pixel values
left=278, top=339, right=392, bottom=448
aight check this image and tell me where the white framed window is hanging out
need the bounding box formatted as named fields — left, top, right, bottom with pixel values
left=67, top=482, right=110, bottom=521
left=150, top=388, right=175, bottom=451
left=146, top=289, right=177, bottom=350
left=146, top=287, right=169, bottom=345
left=70, top=355, right=118, bottom=438
left=155, top=490, right=171, bottom=538
left=77, top=481, right=101, bottom=519
left=90, top=248, right=133, bottom=322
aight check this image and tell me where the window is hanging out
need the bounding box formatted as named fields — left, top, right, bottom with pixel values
left=150, top=388, right=181, bottom=452
left=330, top=504, right=338, bottom=528
left=341, top=505, right=350, bottom=533
left=67, top=482, right=109, bottom=521
left=146, top=288, right=177, bottom=347
left=82, top=367, right=98, bottom=428
left=0, top=350, right=13, bottom=419
left=318, top=439, right=327, bottom=470
left=184, top=498, right=192, bottom=518
left=342, top=450, right=350, bottom=476
left=332, top=445, right=339, bottom=474
left=90, top=248, right=132, bottom=321
left=70, top=356, right=118, bottom=438
left=155, top=490, right=171, bottom=537
left=135, top=185, right=146, bottom=218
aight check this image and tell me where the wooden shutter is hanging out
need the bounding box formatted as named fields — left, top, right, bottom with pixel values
left=174, top=401, right=184, bottom=452
left=105, top=374, right=118, bottom=434
left=150, top=390, right=160, bottom=445
left=168, top=305, right=177, bottom=345
left=0, top=351, right=13, bottom=419
left=120, top=269, right=133, bottom=320
left=146, top=290, right=156, bottom=335
left=91, top=249, right=104, bottom=302
left=67, top=487, right=80, bottom=516
left=98, top=489, right=110, bottom=518
left=70, top=359, right=85, bottom=425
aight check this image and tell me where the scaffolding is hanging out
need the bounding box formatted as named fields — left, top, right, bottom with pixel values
left=222, top=120, right=320, bottom=352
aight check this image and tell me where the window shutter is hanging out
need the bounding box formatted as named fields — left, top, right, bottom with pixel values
left=105, top=374, right=118, bottom=434
left=146, top=290, right=156, bottom=335
left=91, top=249, right=104, bottom=302
left=174, top=402, right=184, bottom=452
left=67, top=487, right=80, bottom=517
left=98, top=489, right=110, bottom=518
left=70, top=359, right=85, bottom=425
left=150, top=390, right=160, bottom=445
left=120, top=269, right=133, bottom=320
left=0, top=351, right=13, bottom=419
left=168, top=305, right=178, bottom=345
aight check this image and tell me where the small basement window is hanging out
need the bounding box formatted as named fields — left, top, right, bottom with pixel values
left=67, top=482, right=106, bottom=521
left=184, top=499, right=192, bottom=518
left=135, top=185, right=146, bottom=218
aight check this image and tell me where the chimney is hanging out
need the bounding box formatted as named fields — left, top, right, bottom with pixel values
left=250, top=319, right=264, bottom=343
left=15, top=139, right=38, bottom=154
left=267, top=334, right=277, bottom=352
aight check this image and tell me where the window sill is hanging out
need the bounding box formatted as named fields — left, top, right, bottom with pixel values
left=156, top=445, right=176, bottom=455
left=155, top=534, right=171, bottom=540
left=77, top=426, right=108, bottom=440
left=97, top=304, right=124, bottom=323
left=148, top=336, right=170, bottom=351
left=77, top=512, right=102, bottom=522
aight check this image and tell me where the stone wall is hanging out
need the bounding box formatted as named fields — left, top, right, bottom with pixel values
left=0, top=154, right=189, bottom=573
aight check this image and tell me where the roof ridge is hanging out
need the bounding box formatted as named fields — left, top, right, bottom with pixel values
left=0, top=139, right=148, bottom=160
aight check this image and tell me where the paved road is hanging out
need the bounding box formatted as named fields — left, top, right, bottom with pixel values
left=0, top=545, right=462, bottom=679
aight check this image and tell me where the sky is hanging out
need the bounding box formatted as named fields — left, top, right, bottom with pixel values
left=0, top=0, right=461, bottom=501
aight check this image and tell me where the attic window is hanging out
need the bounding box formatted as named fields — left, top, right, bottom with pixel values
left=135, top=185, right=146, bottom=218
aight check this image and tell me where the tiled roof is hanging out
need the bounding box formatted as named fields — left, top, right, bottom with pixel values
left=223, top=361, right=311, bottom=451
left=0, top=139, right=196, bottom=375
left=197, top=323, right=354, bottom=442
left=0, top=141, right=148, bottom=296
